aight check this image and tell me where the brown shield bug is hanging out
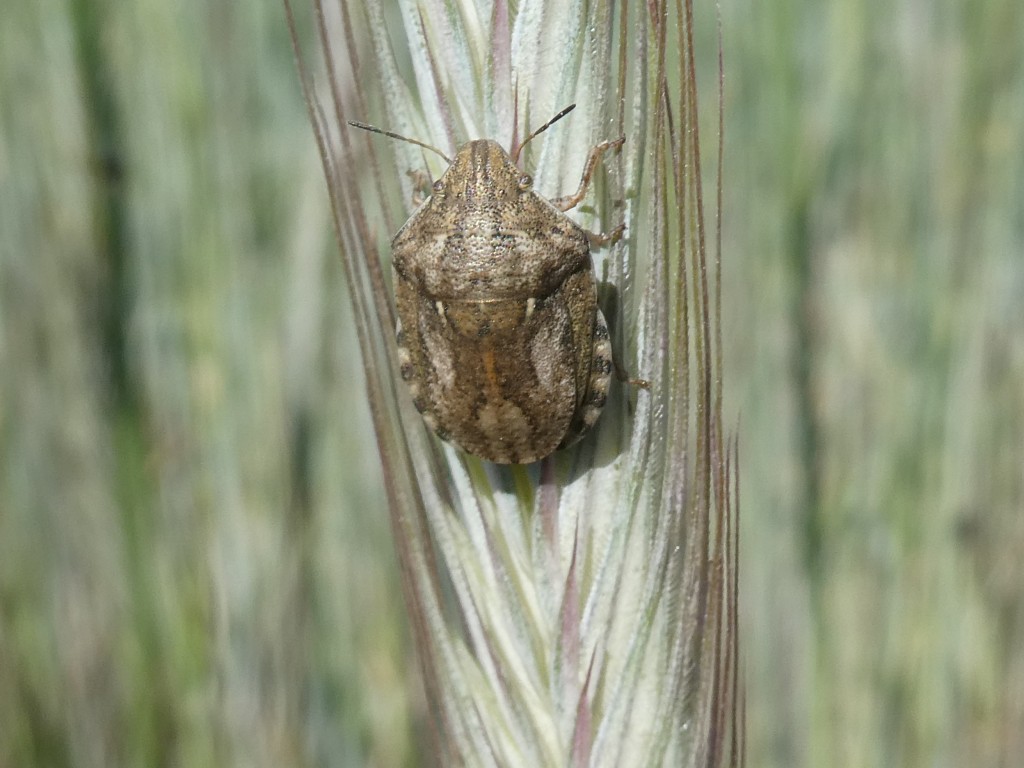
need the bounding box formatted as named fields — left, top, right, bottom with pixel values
left=350, top=105, right=625, bottom=464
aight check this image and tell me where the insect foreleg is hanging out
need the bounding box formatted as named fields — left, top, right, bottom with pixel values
left=553, top=136, right=626, bottom=212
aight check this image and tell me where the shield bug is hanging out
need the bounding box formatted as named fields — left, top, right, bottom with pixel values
left=350, top=105, right=625, bottom=464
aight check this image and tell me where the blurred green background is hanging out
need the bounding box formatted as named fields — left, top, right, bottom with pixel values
left=1, top=0, right=1021, bottom=767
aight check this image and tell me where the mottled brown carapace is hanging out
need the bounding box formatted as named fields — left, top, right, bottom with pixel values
left=390, top=137, right=620, bottom=464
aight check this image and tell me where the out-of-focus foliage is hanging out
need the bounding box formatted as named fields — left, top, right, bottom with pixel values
left=0, top=0, right=1020, bottom=766
left=719, top=1, right=1024, bottom=766
left=1, top=0, right=413, bottom=765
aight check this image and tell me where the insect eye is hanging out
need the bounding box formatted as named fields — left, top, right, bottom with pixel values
left=518, top=174, right=533, bottom=190
left=432, top=179, right=444, bottom=194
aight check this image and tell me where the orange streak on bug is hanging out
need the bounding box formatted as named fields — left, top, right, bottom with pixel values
left=482, top=346, right=501, bottom=393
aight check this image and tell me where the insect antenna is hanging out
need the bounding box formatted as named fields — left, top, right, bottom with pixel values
left=512, top=103, right=576, bottom=162
left=347, top=121, right=451, bottom=164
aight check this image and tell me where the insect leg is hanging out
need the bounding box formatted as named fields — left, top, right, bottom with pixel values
left=552, top=136, right=625, bottom=212
left=587, top=223, right=626, bottom=247
left=406, top=169, right=433, bottom=206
